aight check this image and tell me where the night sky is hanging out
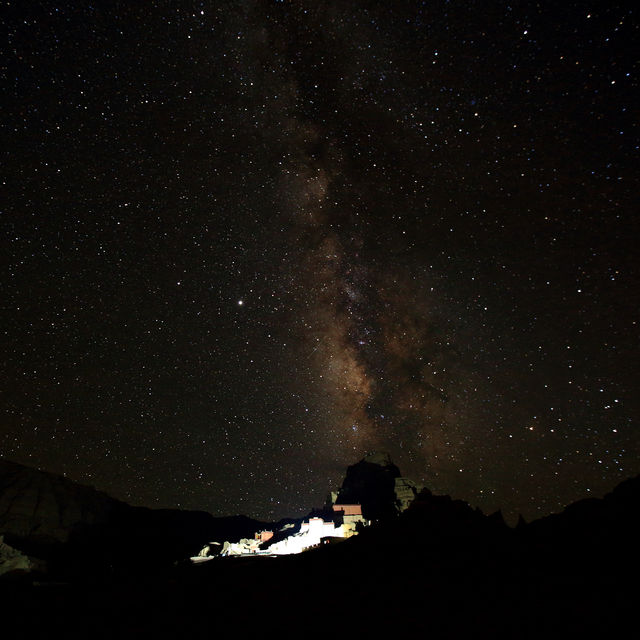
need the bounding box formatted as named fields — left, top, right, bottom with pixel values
left=2, top=1, right=638, bottom=522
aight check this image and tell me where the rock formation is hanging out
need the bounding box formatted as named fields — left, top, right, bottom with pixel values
left=334, top=452, right=421, bottom=521
left=0, top=534, right=44, bottom=577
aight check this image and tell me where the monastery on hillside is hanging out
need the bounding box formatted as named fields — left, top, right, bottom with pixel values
left=266, top=504, right=367, bottom=555
left=195, top=503, right=369, bottom=559
left=193, top=453, right=422, bottom=561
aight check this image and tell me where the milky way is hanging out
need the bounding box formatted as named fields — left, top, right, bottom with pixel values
left=2, top=1, right=637, bottom=521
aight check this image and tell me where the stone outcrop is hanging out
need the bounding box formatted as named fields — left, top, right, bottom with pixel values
left=394, top=476, right=422, bottom=511
left=0, top=534, right=44, bottom=577
left=334, top=452, right=420, bottom=521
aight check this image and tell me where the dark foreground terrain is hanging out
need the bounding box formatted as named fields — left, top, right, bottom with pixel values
left=3, top=474, right=638, bottom=638
left=1, top=458, right=637, bottom=638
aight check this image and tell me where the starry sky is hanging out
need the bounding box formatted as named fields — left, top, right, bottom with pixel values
left=2, top=1, right=638, bottom=522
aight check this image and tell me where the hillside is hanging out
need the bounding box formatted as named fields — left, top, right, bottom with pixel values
left=1, top=458, right=637, bottom=637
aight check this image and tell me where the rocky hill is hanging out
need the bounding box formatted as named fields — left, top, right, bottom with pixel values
left=0, top=459, right=126, bottom=545
left=1, top=456, right=637, bottom=637
left=333, top=451, right=422, bottom=520
left=0, top=459, right=267, bottom=574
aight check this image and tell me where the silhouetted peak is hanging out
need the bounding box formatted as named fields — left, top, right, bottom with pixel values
left=362, top=451, right=396, bottom=468
left=399, top=487, right=509, bottom=537
left=487, top=509, right=507, bottom=527
left=523, top=474, right=640, bottom=543
left=335, top=453, right=402, bottom=521
left=607, top=473, right=640, bottom=502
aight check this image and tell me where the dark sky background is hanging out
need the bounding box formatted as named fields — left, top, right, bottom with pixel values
left=2, top=1, right=638, bottom=522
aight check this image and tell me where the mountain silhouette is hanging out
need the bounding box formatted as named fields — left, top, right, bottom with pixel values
left=1, top=457, right=637, bottom=638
